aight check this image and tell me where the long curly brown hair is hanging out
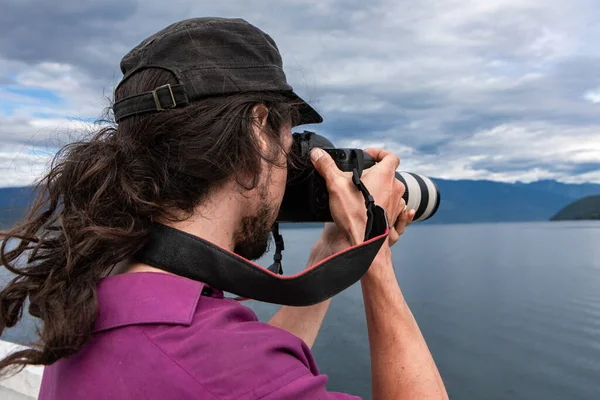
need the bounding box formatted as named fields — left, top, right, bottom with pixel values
left=0, top=68, right=300, bottom=375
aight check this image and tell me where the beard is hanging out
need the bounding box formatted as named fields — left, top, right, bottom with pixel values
left=233, top=184, right=277, bottom=261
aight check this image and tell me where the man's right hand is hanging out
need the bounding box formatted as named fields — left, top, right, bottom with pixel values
left=309, top=147, right=414, bottom=247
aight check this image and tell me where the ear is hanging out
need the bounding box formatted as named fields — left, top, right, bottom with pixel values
left=250, top=104, right=270, bottom=152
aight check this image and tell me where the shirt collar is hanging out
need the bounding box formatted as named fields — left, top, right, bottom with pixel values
left=94, top=272, right=220, bottom=333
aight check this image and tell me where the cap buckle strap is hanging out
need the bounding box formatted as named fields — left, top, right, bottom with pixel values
left=152, top=84, right=177, bottom=111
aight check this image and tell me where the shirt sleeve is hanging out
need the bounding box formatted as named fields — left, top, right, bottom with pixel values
left=258, top=369, right=362, bottom=400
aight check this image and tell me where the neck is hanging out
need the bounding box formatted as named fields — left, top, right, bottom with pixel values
left=117, top=181, right=245, bottom=276
left=168, top=182, right=244, bottom=252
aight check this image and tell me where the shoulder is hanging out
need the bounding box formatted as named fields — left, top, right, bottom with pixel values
left=141, top=297, right=359, bottom=399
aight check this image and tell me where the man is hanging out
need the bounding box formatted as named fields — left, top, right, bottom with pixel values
left=0, top=17, right=448, bottom=399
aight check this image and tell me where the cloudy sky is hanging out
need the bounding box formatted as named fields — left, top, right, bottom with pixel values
left=1, top=0, right=599, bottom=187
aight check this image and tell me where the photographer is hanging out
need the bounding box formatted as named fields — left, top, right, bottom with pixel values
left=0, top=17, right=448, bottom=399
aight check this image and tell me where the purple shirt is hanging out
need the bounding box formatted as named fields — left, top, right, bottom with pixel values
left=39, top=272, right=360, bottom=399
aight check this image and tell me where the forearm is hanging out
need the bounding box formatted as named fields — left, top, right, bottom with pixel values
left=267, top=299, right=331, bottom=348
left=361, top=248, right=448, bottom=400
left=267, top=235, right=338, bottom=348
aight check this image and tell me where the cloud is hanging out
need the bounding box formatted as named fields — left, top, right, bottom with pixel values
left=340, top=122, right=600, bottom=183
left=0, top=0, right=599, bottom=187
left=584, top=88, right=600, bottom=104
left=0, top=0, right=136, bottom=78
left=0, top=145, right=53, bottom=187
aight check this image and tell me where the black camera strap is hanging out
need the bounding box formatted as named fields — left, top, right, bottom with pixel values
left=134, top=166, right=390, bottom=306
left=133, top=213, right=387, bottom=306
left=267, top=223, right=285, bottom=275
left=349, top=149, right=376, bottom=240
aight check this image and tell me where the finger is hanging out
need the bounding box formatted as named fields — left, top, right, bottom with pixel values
left=310, top=148, right=342, bottom=180
left=394, top=207, right=409, bottom=235
left=392, top=197, right=406, bottom=225
left=394, top=180, right=407, bottom=203
left=401, top=209, right=415, bottom=230
left=388, top=226, right=399, bottom=245
left=364, top=148, right=400, bottom=171
left=406, top=209, right=416, bottom=226
left=364, top=148, right=393, bottom=162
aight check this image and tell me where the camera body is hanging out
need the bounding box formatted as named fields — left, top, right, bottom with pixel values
left=276, top=131, right=440, bottom=223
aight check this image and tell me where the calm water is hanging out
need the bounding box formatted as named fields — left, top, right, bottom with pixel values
left=2, top=221, right=600, bottom=399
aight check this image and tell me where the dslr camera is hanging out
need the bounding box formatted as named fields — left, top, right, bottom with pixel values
left=276, top=131, right=440, bottom=223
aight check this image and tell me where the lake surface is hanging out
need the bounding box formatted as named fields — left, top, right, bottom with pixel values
left=2, top=221, right=600, bottom=399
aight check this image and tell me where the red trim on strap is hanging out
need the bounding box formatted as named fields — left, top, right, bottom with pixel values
left=216, top=226, right=390, bottom=281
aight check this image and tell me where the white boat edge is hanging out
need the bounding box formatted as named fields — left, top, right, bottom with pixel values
left=0, top=340, right=42, bottom=399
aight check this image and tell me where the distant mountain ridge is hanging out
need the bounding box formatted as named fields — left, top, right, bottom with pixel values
left=0, top=186, right=36, bottom=229
left=0, top=179, right=599, bottom=228
left=514, top=180, right=600, bottom=199
left=428, top=179, right=600, bottom=224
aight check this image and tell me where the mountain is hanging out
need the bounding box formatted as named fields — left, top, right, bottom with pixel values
left=0, top=186, right=35, bottom=229
left=422, top=179, right=600, bottom=224
left=0, top=186, right=35, bottom=207
left=550, top=195, right=600, bottom=221
left=514, top=180, right=600, bottom=200
left=0, top=180, right=599, bottom=228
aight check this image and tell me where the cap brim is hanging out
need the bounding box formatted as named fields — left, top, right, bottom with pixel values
left=285, top=91, right=323, bottom=125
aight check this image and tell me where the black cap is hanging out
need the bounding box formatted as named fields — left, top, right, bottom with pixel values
left=112, top=17, right=323, bottom=125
